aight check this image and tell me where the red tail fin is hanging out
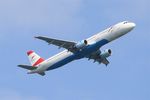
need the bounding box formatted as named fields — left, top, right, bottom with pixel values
left=27, top=50, right=44, bottom=67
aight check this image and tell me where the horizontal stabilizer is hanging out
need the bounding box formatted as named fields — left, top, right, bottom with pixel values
left=38, top=72, right=46, bottom=76
left=18, top=65, right=37, bottom=70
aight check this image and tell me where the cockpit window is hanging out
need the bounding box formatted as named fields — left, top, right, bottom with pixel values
left=108, top=26, right=113, bottom=32
left=123, top=21, right=128, bottom=24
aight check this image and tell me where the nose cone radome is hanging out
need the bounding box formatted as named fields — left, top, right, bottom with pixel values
left=130, top=23, right=136, bottom=28
left=127, top=23, right=136, bottom=31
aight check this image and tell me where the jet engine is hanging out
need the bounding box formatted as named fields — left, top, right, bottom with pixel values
left=75, top=40, right=88, bottom=49
left=100, top=49, right=112, bottom=58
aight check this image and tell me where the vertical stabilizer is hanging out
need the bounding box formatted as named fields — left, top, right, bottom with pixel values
left=27, top=50, right=44, bottom=66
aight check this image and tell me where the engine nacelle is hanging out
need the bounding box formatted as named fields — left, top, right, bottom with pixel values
left=100, top=49, right=112, bottom=58
left=75, top=40, right=88, bottom=49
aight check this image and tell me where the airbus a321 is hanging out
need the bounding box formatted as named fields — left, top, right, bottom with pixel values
left=18, top=21, right=135, bottom=76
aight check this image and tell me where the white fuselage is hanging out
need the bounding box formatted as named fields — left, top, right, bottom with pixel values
left=31, top=21, right=135, bottom=73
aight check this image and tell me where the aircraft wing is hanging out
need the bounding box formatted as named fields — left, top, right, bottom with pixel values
left=86, top=50, right=110, bottom=66
left=35, top=36, right=76, bottom=52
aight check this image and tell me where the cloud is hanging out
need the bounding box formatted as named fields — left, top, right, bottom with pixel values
left=0, top=89, right=44, bottom=100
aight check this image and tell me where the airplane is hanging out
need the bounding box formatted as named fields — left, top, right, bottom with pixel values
left=18, top=21, right=135, bottom=76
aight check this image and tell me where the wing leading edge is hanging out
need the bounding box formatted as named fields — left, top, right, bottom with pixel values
left=35, top=36, right=76, bottom=52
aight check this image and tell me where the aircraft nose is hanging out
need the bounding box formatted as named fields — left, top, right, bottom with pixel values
left=126, top=22, right=136, bottom=31
left=130, top=23, right=136, bottom=28
left=128, top=23, right=136, bottom=30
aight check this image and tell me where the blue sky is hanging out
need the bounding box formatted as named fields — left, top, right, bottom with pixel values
left=0, top=0, right=150, bottom=100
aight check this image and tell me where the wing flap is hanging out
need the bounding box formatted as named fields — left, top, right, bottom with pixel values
left=97, top=58, right=109, bottom=66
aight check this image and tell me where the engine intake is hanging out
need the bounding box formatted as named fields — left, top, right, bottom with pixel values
left=75, top=40, right=88, bottom=49
left=100, top=49, right=112, bottom=58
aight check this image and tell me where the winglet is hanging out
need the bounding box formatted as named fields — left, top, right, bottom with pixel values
left=27, top=50, right=34, bottom=56
left=34, top=36, right=42, bottom=39
left=34, top=36, right=39, bottom=38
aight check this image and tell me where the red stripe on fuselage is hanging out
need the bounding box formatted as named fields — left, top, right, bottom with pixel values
left=32, top=58, right=44, bottom=66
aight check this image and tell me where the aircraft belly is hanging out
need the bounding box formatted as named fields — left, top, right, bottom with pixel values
left=46, top=51, right=76, bottom=70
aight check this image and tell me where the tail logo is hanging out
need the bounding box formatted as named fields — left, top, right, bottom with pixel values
left=27, top=50, right=45, bottom=67
left=32, top=55, right=35, bottom=59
